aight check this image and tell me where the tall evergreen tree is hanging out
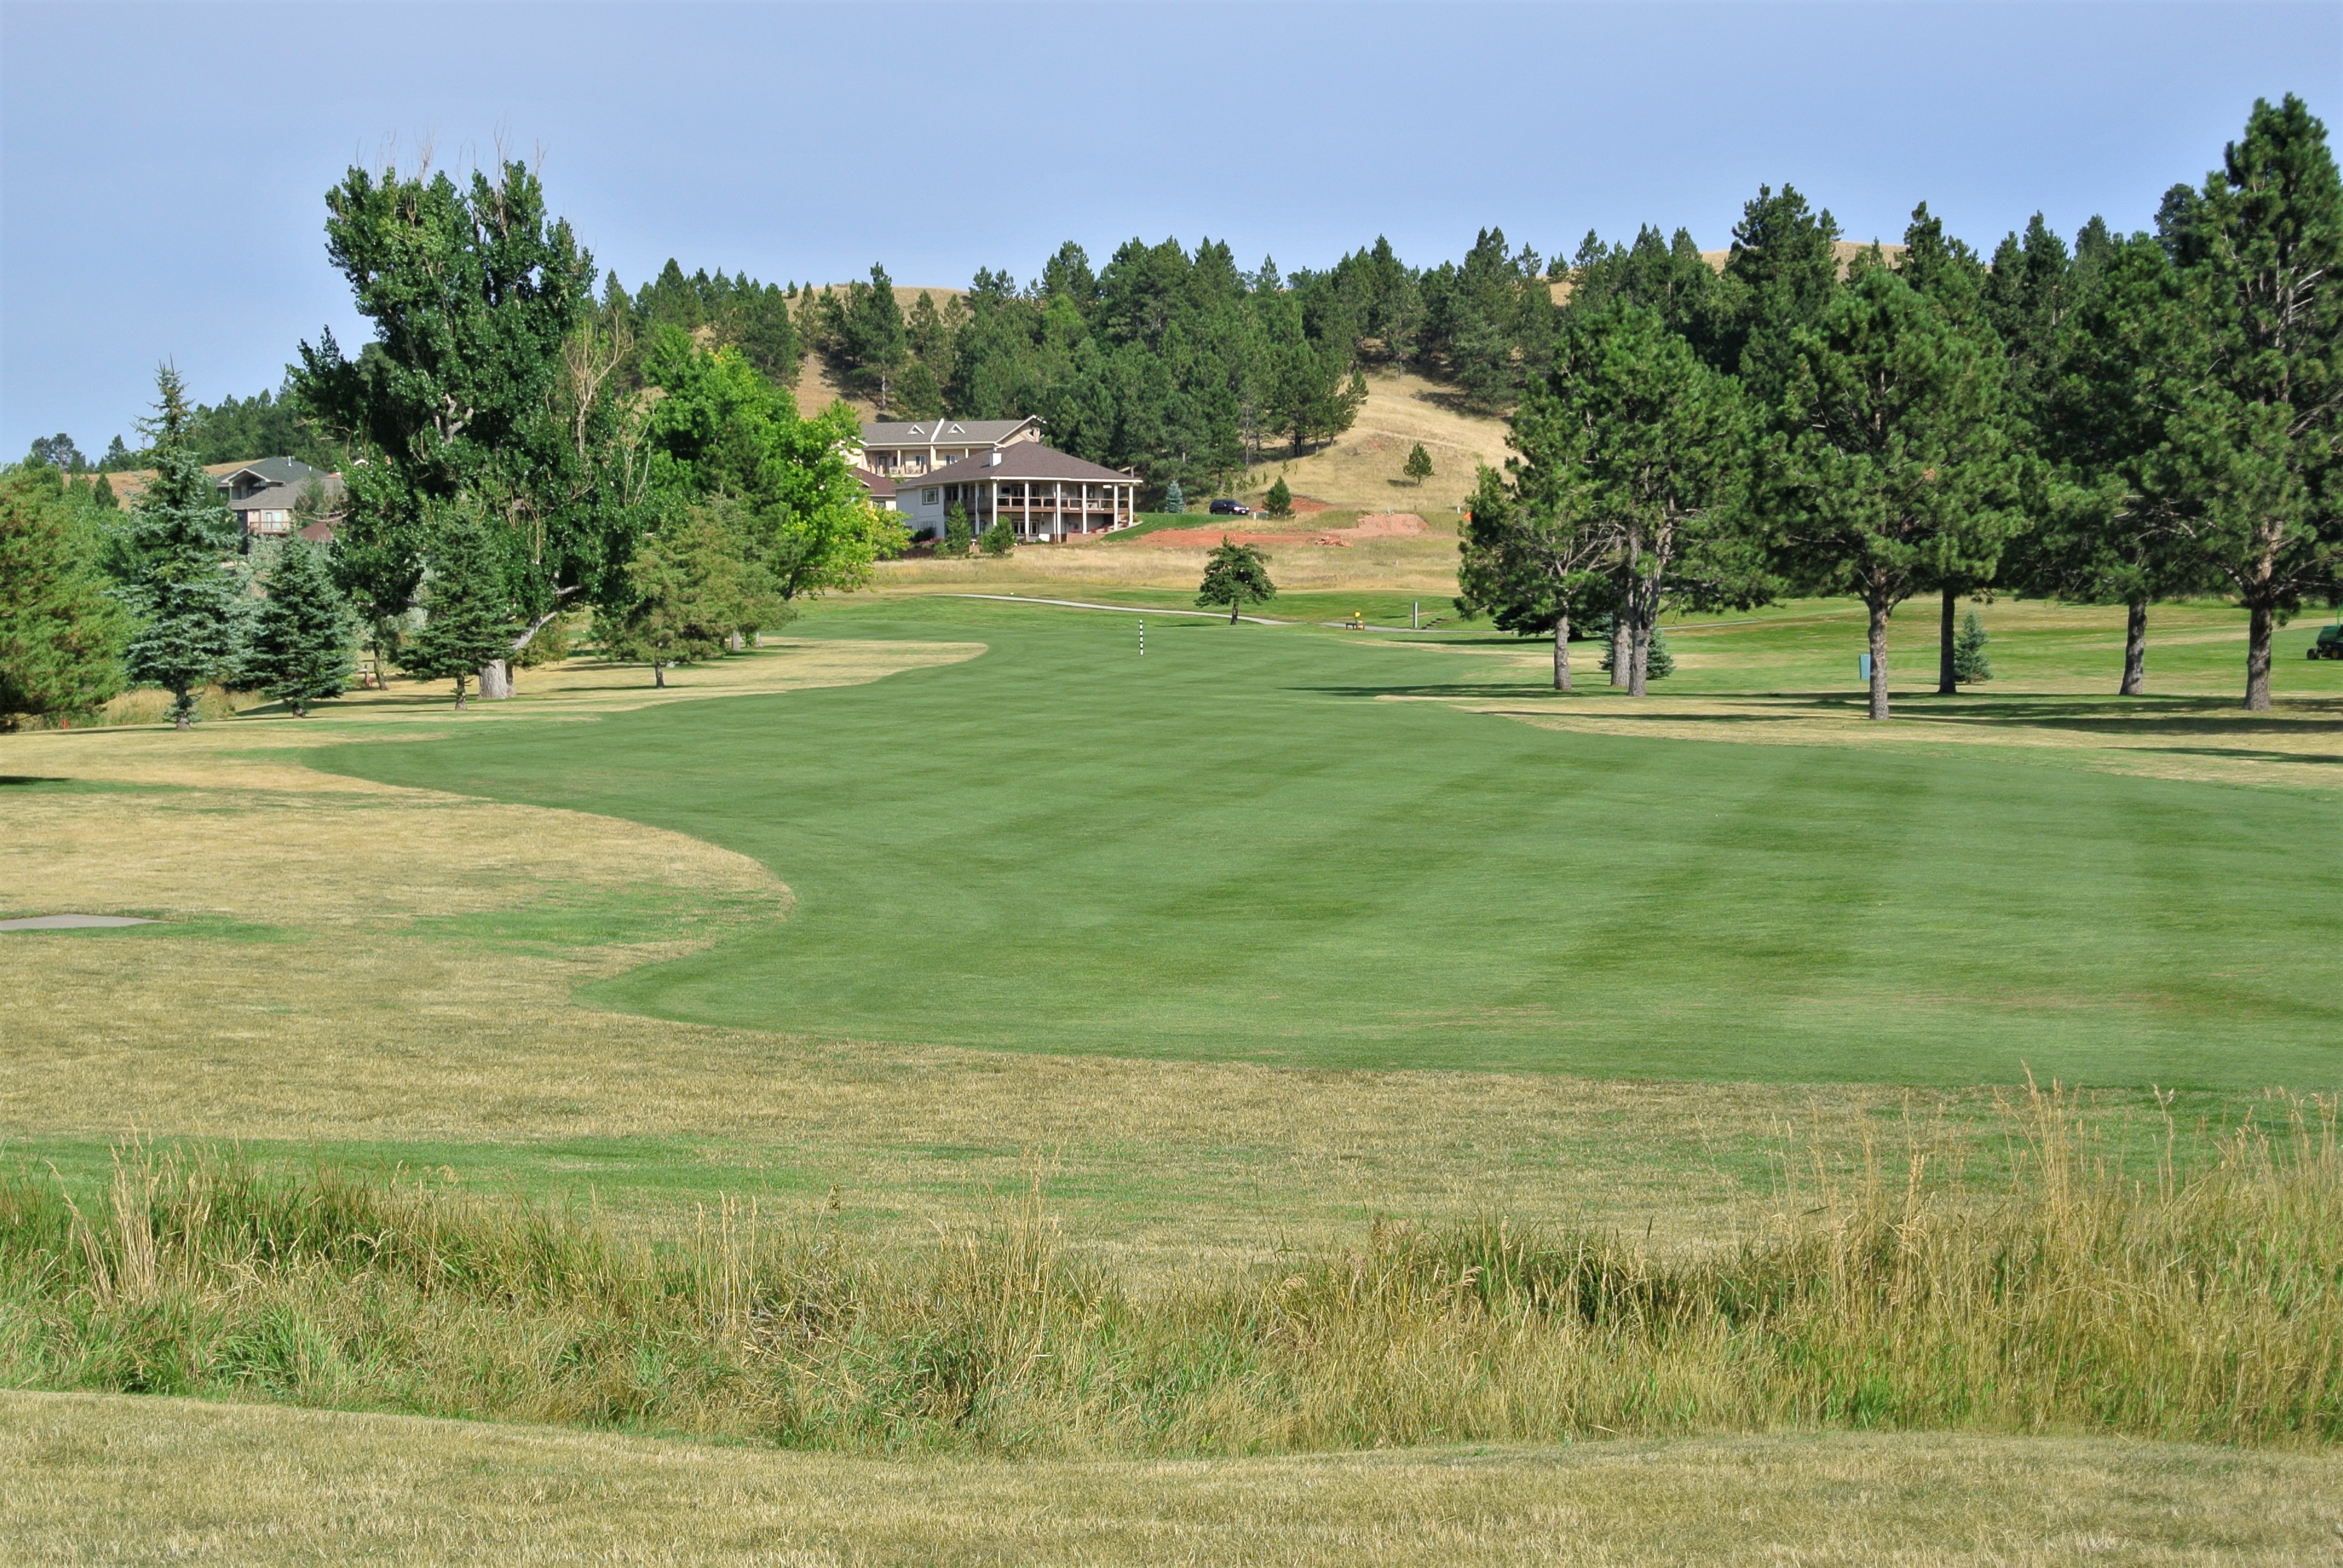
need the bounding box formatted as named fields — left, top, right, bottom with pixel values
left=401, top=516, right=517, bottom=710
left=1762, top=261, right=2027, bottom=720
left=605, top=506, right=760, bottom=687
left=1520, top=304, right=1763, bottom=694
left=122, top=367, right=247, bottom=729
left=1455, top=463, right=1613, bottom=691
left=1898, top=204, right=2025, bottom=694
left=2153, top=94, right=2343, bottom=710
left=0, top=468, right=129, bottom=727
left=239, top=537, right=354, bottom=715
left=1717, top=184, right=1843, bottom=397
left=2019, top=230, right=2204, bottom=693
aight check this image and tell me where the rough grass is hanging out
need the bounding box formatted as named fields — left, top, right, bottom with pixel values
left=2, top=1089, right=2337, bottom=1457
left=13, top=1396, right=2339, bottom=1567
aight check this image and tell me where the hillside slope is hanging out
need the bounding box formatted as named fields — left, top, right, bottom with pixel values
left=1253, top=370, right=1511, bottom=512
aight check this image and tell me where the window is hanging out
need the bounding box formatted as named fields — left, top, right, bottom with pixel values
left=924, top=489, right=939, bottom=506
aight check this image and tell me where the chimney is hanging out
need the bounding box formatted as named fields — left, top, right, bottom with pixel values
left=988, top=448, right=1003, bottom=466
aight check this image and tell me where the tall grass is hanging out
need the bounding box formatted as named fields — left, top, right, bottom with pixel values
left=3, top=1085, right=2336, bottom=1454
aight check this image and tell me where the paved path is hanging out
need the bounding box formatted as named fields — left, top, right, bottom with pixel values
left=939, top=594, right=1286, bottom=626
left=938, top=594, right=1447, bottom=635
left=0, top=914, right=157, bottom=930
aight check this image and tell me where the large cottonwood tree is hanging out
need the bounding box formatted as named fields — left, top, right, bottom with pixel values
left=295, top=158, right=647, bottom=699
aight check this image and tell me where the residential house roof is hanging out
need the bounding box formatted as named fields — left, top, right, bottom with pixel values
left=226, top=482, right=309, bottom=514
left=851, top=466, right=897, bottom=499
left=218, top=457, right=332, bottom=491
left=913, top=444, right=1136, bottom=488
left=859, top=416, right=1038, bottom=448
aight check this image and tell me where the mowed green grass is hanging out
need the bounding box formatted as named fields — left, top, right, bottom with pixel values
left=313, top=598, right=2342, bottom=1088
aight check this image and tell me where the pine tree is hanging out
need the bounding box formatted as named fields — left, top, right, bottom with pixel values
left=604, top=508, right=751, bottom=688
left=240, top=537, right=354, bottom=715
left=1265, top=476, right=1293, bottom=518
left=1163, top=479, right=1185, bottom=515
left=1598, top=622, right=1675, bottom=679
left=2152, top=95, right=2343, bottom=710
left=941, top=504, right=972, bottom=557
left=401, top=519, right=516, bottom=710
left=1763, top=263, right=2026, bottom=720
left=1196, top=537, right=1277, bottom=622
left=1953, top=610, right=1991, bottom=683
left=1404, top=443, right=1433, bottom=485
left=122, top=367, right=246, bottom=728
left=0, top=470, right=129, bottom=727
left=980, top=517, right=1015, bottom=557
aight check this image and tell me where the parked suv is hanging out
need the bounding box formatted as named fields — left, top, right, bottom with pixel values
left=2310, top=624, right=2343, bottom=660
left=1208, top=498, right=1251, bottom=516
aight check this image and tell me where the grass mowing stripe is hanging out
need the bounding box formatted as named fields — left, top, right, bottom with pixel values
left=312, top=597, right=2342, bottom=1088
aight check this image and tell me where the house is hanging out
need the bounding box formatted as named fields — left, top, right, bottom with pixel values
left=217, top=457, right=339, bottom=540
left=854, top=416, right=1041, bottom=480
left=899, top=443, right=1139, bottom=541
left=99, top=456, right=345, bottom=546
left=852, top=467, right=899, bottom=512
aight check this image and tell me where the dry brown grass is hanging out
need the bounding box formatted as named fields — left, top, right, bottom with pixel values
left=1, top=655, right=1897, bottom=1272
left=877, top=527, right=1463, bottom=595
left=1255, top=368, right=1513, bottom=513
left=7, top=1391, right=2338, bottom=1566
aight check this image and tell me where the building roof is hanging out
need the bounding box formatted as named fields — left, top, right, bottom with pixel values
left=851, top=466, right=897, bottom=498
left=218, top=456, right=332, bottom=489
left=100, top=458, right=342, bottom=508
left=913, top=443, right=1136, bottom=488
left=859, top=416, right=1037, bottom=448
left=228, top=482, right=308, bottom=514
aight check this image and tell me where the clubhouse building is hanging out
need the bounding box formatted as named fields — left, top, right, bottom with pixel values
left=897, top=442, right=1140, bottom=542
left=854, top=416, right=1042, bottom=480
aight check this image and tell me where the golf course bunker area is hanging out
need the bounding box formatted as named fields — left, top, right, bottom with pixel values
left=0, top=915, right=159, bottom=930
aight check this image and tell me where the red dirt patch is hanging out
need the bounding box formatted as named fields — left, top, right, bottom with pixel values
left=1133, top=513, right=1426, bottom=550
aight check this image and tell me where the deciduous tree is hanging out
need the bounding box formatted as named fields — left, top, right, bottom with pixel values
left=295, top=158, right=646, bottom=702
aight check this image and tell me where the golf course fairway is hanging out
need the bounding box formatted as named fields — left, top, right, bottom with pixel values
left=315, top=598, right=2341, bottom=1088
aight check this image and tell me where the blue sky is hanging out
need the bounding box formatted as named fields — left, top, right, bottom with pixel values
left=1, top=1, right=2336, bottom=457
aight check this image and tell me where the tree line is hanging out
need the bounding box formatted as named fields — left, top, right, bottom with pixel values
left=784, top=229, right=1562, bottom=495
left=2, top=158, right=906, bottom=725
left=1460, top=94, right=2342, bottom=714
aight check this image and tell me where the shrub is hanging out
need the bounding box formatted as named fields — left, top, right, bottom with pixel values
left=1955, top=610, right=1991, bottom=683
